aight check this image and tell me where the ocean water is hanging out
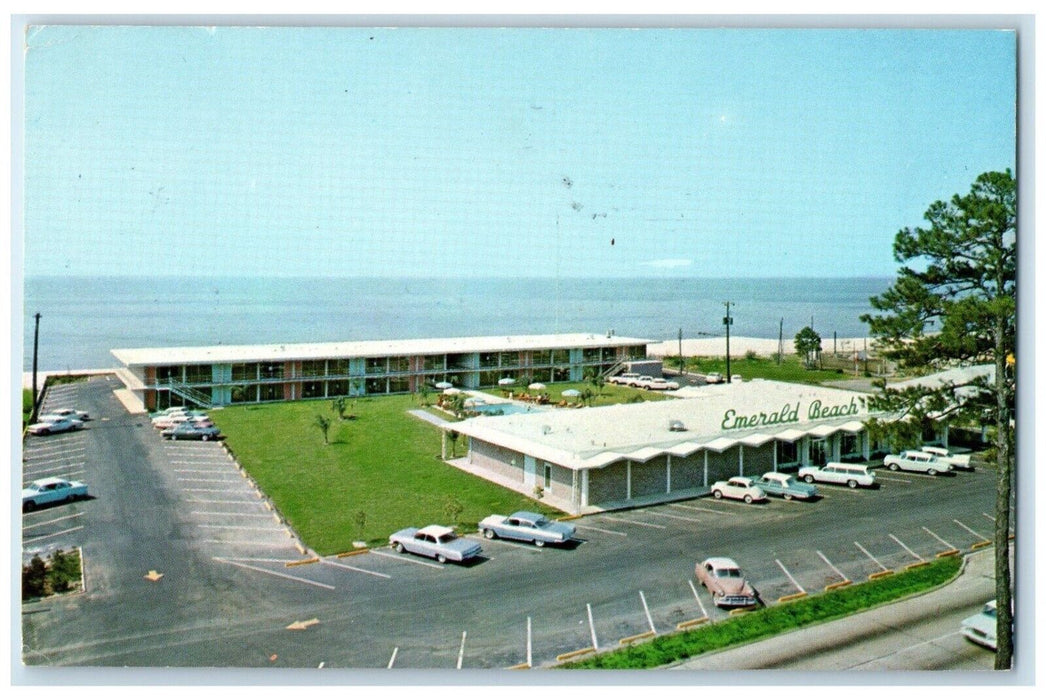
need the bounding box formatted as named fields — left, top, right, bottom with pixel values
left=20, top=276, right=892, bottom=372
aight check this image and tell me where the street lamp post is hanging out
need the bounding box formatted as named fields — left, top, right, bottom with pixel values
left=678, top=328, right=684, bottom=376
left=32, top=312, right=41, bottom=420
left=723, top=302, right=733, bottom=383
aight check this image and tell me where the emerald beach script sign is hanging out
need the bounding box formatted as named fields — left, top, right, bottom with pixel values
left=721, top=398, right=862, bottom=431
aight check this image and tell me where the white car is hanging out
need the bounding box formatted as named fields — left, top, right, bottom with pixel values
left=883, top=450, right=951, bottom=476
left=961, top=600, right=999, bottom=650
left=607, top=372, right=641, bottom=386
left=27, top=417, right=84, bottom=435
left=44, top=407, right=90, bottom=421
left=710, top=476, right=767, bottom=504
left=920, top=445, right=974, bottom=471
left=704, top=372, right=724, bottom=384
left=799, top=462, right=876, bottom=489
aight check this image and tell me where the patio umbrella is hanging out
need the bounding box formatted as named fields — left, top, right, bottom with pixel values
left=561, top=389, right=581, bottom=398
left=434, top=381, right=453, bottom=390
left=498, top=377, right=516, bottom=386
left=443, top=387, right=462, bottom=395
left=528, top=382, right=547, bottom=391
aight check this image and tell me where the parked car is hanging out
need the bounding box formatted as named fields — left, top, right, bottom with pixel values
left=478, top=511, right=576, bottom=546
left=703, top=372, right=724, bottom=384
left=162, top=422, right=222, bottom=441
left=44, top=407, right=90, bottom=421
left=22, top=477, right=89, bottom=512
left=389, top=525, right=482, bottom=564
left=730, top=374, right=743, bottom=383
left=152, top=414, right=213, bottom=429
left=643, top=377, right=673, bottom=390
left=695, top=557, right=759, bottom=608
left=149, top=407, right=207, bottom=419
left=27, top=416, right=84, bottom=435
left=799, top=462, right=876, bottom=489
left=961, top=600, right=999, bottom=650
left=710, top=476, right=767, bottom=504
left=607, top=372, right=640, bottom=386
left=883, top=450, right=951, bottom=476
left=920, top=445, right=974, bottom=471
left=754, top=472, right=818, bottom=501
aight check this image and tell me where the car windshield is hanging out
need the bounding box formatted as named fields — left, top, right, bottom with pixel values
left=436, top=533, right=458, bottom=543
left=716, top=568, right=742, bottom=578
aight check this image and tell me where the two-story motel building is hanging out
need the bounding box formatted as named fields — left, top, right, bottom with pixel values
left=111, top=333, right=650, bottom=411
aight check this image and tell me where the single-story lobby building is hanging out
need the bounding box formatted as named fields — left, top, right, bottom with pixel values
left=443, top=379, right=913, bottom=514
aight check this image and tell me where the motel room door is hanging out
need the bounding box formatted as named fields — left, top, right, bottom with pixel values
left=523, top=455, right=537, bottom=488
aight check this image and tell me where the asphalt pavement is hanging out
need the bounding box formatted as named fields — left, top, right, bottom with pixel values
left=668, top=547, right=999, bottom=672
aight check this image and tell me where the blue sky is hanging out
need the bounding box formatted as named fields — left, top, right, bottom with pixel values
left=21, top=26, right=1016, bottom=278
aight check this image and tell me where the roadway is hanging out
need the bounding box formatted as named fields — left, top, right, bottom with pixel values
left=19, top=376, right=1008, bottom=672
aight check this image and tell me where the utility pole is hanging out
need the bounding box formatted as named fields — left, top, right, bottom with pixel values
left=723, top=302, right=733, bottom=383
left=678, top=328, right=684, bottom=376
left=777, top=318, right=783, bottom=366
left=31, top=313, right=41, bottom=420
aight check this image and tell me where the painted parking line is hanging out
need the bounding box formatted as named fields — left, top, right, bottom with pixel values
left=456, top=631, right=467, bottom=669
left=191, top=511, right=277, bottom=519
left=889, top=533, right=926, bottom=565
left=213, top=557, right=335, bottom=590
left=183, top=487, right=258, bottom=494
left=854, top=541, right=893, bottom=577
left=187, top=497, right=266, bottom=506
left=23, top=512, right=83, bottom=530
left=466, top=535, right=538, bottom=552
left=571, top=523, right=627, bottom=537
left=368, top=549, right=445, bottom=570
left=201, top=539, right=303, bottom=549
left=169, top=461, right=233, bottom=467
left=24, top=464, right=87, bottom=479
left=666, top=503, right=739, bottom=515
left=23, top=447, right=87, bottom=461
left=200, top=524, right=287, bottom=533
left=873, top=475, right=912, bottom=484
left=816, top=550, right=852, bottom=588
left=321, top=558, right=392, bottom=579
left=598, top=516, right=667, bottom=529
left=636, top=509, right=704, bottom=524
left=177, top=478, right=244, bottom=484
left=24, top=525, right=84, bottom=544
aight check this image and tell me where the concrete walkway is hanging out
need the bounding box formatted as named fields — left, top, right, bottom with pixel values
left=668, top=548, right=998, bottom=671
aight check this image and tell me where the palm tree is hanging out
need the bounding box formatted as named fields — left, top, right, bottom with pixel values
left=314, top=414, right=331, bottom=445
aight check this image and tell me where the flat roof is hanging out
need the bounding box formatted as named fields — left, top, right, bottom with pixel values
left=451, top=379, right=887, bottom=471
left=111, top=333, right=651, bottom=367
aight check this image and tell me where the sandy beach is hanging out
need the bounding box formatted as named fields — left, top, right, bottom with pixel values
left=647, top=336, right=877, bottom=358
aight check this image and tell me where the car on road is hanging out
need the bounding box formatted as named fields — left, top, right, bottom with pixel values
left=710, top=476, right=767, bottom=504
left=799, top=462, right=876, bottom=489
left=920, top=445, right=974, bottom=471
left=26, top=416, right=84, bottom=435
left=389, top=525, right=482, bottom=564
left=961, top=600, right=998, bottom=650
left=703, top=372, right=724, bottom=384
left=161, top=422, right=222, bottom=441
left=695, top=557, right=759, bottom=608
left=754, top=472, right=818, bottom=501
left=641, top=376, right=673, bottom=390
left=44, top=407, right=90, bottom=421
left=883, top=450, right=951, bottom=476
left=23, top=477, right=89, bottom=512
left=478, top=511, right=576, bottom=546
left=607, top=372, right=640, bottom=386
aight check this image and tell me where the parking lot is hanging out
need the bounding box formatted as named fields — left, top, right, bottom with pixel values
left=21, top=377, right=1006, bottom=670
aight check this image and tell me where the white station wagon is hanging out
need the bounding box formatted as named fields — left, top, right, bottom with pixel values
left=883, top=450, right=951, bottom=476
left=799, top=462, right=876, bottom=489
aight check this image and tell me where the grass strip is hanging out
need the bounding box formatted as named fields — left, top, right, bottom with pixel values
left=558, top=554, right=962, bottom=669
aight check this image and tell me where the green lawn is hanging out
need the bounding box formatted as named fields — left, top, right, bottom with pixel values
left=680, top=354, right=851, bottom=385
left=211, top=395, right=561, bottom=555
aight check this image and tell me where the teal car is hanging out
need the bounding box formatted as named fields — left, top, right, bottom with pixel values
left=23, top=477, right=89, bottom=512
left=754, top=472, right=818, bottom=501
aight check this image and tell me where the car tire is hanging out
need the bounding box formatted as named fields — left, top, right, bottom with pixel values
left=172, top=435, right=178, bottom=441
left=436, top=554, right=447, bottom=564
left=202, top=435, right=209, bottom=442
left=783, top=493, right=793, bottom=501
left=888, top=463, right=898, bottom=471
left=803, top=474, right=815, bottom=484
left=533, top=539, right=545, bottom=548
left=24, top=501, right=36, bottom=513
left=928, top=469, right=937, bottom=476
left=743, top=495, right=753, bottom=504
left=713, top=490, right=723, bottom=499
left=847, top=479, right=858, bottom=489
left=483, top=528, right=496, bottom=539
left=394, top=542, right=405, bottom=554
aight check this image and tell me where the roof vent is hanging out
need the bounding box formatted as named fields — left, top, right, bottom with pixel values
left=669, top=420, right=686, bottom=432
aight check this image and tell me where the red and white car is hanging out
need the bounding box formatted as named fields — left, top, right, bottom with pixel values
left=695, top=557, right=760, bottom=608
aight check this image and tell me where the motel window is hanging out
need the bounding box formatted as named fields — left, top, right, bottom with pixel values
left=388, top=356, right=410, bottom=373
left=601, top=347, right=616, bottom=362
left=365, top=357, right=387, bottom=374
left=302, top=381, right=324, bottom=399
left=551, top=366, right=570, bottom=382
left=532, top=350, right=551, bottom=365
left=582, top=348, right=600, bottom=362
left=388, top=376, right=410, bottom=393
left=259, top=384, right=282, bottom=402
left=365, top=377, right=386, bottom=394
left=551, top=349, right=569, bottom=365
left=329, top=359, right=350, bottom=376
left=544, top=464, right=552, bottom=489
left=627, top=345, right=646, bottom=360
left=301, top=360, right=326, bottom=377
left=499, top=352, right=518, bottom=367
left=230, top=385, right=256, bottom=403
left=776, top=440, right=799, bottom=467
left=261, top=363, right=283, bottom=380
left=231, top=363, right=258, bottom=382
left=841, top=433, right=862, bottom=457
left=328, top=380, right=348, bottom=396
left=156, top=366, right=180, bottom=383
left=424, top=355, right=445, bottom=372
left=809, top=438, right=828, bottom=466
left=480, top=352, right=499, bottom=368
left=185, top=365, right=212, bottom=384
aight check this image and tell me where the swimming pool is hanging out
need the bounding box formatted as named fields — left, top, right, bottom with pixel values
left=469, top=402, right=547, bottom=417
